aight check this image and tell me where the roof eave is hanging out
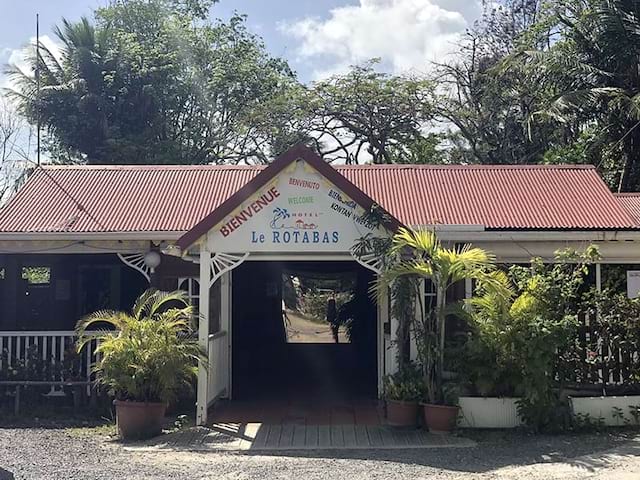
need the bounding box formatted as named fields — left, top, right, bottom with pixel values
left=0, top=231, right=186, bottom=241
left=2, top=228, right=640, bottom=245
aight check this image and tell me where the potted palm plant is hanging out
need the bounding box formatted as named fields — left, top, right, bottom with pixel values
left=383, top=363, right=423, bottom=426
left=76, top=289, right=205, bottom=440
left=375, top=228, right=510, bottom=433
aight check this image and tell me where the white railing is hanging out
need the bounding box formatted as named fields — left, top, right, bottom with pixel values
left=207, top=331, right=228, bottom=405
left=0, top=331, right=100, bottom=381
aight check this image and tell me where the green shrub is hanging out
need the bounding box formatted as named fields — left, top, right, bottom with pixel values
left=572, top=412, right=606, bottom=432
left=463, top=246, right=599, bottom=432
left=76, top=289, right=206, bottom=404
left=0, top=344, right=82, bottom=381
left=383, top=363, right=424, bottom=402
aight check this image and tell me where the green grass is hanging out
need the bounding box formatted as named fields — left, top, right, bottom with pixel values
left=66, top=421, right=117, bottom=438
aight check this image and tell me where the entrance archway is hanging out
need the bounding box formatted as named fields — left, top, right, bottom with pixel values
left=174, top=145, right=402, bottom=424
left=231, top=260, right=378, bottom=403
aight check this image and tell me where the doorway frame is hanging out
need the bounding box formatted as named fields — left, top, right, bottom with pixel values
left=197, top=251, right=388, bottom=425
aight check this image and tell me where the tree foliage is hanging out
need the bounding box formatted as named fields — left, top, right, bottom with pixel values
left=6, top=0, right=297, bottom=164
left=303, top=61, right=436, bottom=164
left=5, top=0, right=640, bottom=182
left=0, top=98, right=33, bottom=203
left=522, top=0, right=640, bottom=191
left=434, top=0, right=557, bottom=165
left=437, top=0, right=640, bottom=191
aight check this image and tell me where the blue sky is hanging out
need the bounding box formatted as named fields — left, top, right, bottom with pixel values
left=0, top=0, right=484, bottom=83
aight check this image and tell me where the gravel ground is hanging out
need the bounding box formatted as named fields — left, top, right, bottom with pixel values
left=0, top=422, right=639, bottom=480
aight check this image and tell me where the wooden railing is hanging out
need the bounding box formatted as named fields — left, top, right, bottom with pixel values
left=207, top=331, right=228, bottom=405
left=0, top=331, right=100, bottom=382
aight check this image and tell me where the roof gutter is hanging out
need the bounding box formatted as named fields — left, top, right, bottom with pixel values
left=0, top=231, right=186, bottom=241
left=1, top=229, right=639, bottom=249
left=429, top=230, right=640, bottom=242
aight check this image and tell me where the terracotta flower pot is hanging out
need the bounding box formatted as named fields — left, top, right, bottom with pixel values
left=114, top=399, right=166, bottom=440
left=386, top=399, right=419, bottom=426
left=422, top=403, right=459, bottom=433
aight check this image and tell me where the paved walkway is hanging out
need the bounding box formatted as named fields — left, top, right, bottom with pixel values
left=210, top=398, right=384, bottom=425
left=126, top=423, right=476, bottom=452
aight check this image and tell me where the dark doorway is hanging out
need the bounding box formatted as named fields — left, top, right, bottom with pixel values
left=231, top=261, right=378, bottom=403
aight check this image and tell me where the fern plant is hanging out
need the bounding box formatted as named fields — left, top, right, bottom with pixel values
left=76, top=289, right=206, bottom=404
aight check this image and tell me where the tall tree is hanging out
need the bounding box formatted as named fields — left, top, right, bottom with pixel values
left=0, top=98, right=33, bottom=203
left=304, top=62, right=436, bottom=164
left=523, top=0, right=640, bottom=191
left=6, top=0, right=299, bottom=164
left=434, top=0, right=557, bottom=165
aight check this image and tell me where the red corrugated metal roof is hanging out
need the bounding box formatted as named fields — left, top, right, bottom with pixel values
left=615, top=193, right=640, bottom=226
left=0, top=163, right=635, bottom=234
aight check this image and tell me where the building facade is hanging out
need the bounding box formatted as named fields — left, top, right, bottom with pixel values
left=1, top=144, right=640, bottom=423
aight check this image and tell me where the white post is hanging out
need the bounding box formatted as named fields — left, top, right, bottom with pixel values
left=220, top=271, right=231, bottom=399
left=465, top=278, right=473, bottom=300
left=591, top=263, right=602, bottom=328
left=388, top=282, right=399, bottom=376
left=196, top=247, right=211, bottom=426
left=377, top=283, right=389, bottom=397
left=409, top=280, right=423, bottom=362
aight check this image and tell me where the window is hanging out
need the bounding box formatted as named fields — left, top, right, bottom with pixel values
left=177, top=277, right=200, bottom=312
left=424, top=278, right=437, bottom=309
left=21, top=266, right=51, bottom=285
left=0, top=268, right=4, bottom=280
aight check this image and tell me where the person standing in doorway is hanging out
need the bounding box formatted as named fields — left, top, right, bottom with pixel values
left=326, top=292, right=339, bottom=343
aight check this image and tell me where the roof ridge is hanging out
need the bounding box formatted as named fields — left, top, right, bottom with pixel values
left=40, top=163, right=597, bottom=171
left=615, top=192, right=640, bottom=197
left=334, top=164, right=596, bottom=170
left=40, top=164, right=266, bottom=171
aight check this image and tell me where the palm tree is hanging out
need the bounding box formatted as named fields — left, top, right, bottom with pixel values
left=523, top=0, right=640, bottom=191
left=76, top=289, right=205, bottom=404
left=5, top=16, right=108, bottom=160
left=374, top=227, right=511, bottom=404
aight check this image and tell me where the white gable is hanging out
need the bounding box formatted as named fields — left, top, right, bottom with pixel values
left=205, top=159, right=389, bottom=253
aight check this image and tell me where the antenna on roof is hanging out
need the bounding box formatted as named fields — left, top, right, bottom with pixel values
left=36, top=13, right=41, bottom=167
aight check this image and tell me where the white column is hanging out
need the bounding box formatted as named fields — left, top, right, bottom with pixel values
left=591, top=263, right=602, bottom=328
left=387, top=282, right=399, bottom=376
left=196, top=247, right=211, bottom=426
left=409, top=280, right=423, bottom=362
left=220, top=271, right=232, bottom=399
left=377, top=283, right=389, bottom=397
left=465, top=278, right=473, bottom=300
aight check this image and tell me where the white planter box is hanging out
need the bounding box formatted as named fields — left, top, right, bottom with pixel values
left=570, top=396, right=640, bottom=426
left=458, top=397, right=524, bottom=428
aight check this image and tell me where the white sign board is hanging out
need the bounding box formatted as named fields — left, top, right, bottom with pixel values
left=627, top=271, right=640, bottom=299
left=206, top=159, right=389, bottom=252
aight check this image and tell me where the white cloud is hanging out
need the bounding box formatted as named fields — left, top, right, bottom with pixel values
left=280, top=0, right=483, bottom=80
left=430, top=0, right=483, bottom=22
left=2, top=35, right=62, bottom=90
left=0, top=36, right=61, bottom=169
